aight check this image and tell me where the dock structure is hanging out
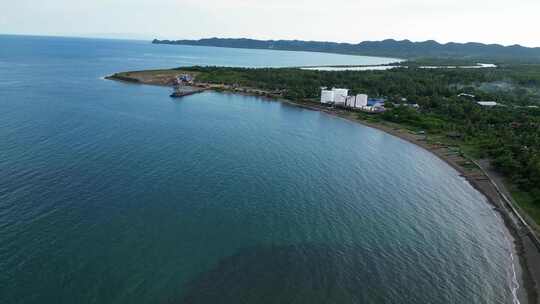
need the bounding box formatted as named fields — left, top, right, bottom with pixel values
left=170, top=89, right=205, bottom=98
left=170, top=73, right=206, bottom=98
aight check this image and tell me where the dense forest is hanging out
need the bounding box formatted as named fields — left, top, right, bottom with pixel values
left=153, top=38, right=540, bottom=62
left=181, top=65, right=540, bottom=207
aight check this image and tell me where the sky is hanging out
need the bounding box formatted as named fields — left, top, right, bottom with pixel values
left=1, top=0, right=539, bottom=47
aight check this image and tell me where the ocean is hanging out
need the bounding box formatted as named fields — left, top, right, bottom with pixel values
left=0, top=35, right=519, bottom=304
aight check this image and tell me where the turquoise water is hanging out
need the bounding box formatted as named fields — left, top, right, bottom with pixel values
left=0, top=35, right=518, bottom=303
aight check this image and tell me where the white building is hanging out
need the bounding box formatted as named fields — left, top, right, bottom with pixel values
left=355, top=94, right=368, bottom=108
left=332, top=88, right=349, bottom=105
left=477, top=101, right=498, bottom=107
left=346, top=96, right=356, bottom=108
left=373, top=102, right=385, bottom=109
left=458, top=93, right=476, bottom=98
left=320, top=90, right=334, bottom=104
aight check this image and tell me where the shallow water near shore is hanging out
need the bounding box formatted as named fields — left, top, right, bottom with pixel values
left=0, top=35, right=522, bottom=303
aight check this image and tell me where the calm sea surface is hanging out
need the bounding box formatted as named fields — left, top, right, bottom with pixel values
left=0, top=35, right=519, bottom=304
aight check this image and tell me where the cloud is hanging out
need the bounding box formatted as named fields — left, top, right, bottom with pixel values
left=1, top=0, right=539, bottom=47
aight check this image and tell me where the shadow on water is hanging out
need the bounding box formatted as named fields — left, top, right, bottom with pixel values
left=170, top=244, right=428, bottom=304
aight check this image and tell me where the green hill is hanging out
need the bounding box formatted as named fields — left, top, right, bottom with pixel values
left=152, top=38, right=540, bottom=63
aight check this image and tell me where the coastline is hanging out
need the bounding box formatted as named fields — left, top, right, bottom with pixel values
left=107, top=72, right=539, bottom=304
left=283, top=98, right=540, bottom=304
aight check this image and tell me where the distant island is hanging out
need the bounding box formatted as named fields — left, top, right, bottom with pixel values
left=152, top=38, right=540, bottom=63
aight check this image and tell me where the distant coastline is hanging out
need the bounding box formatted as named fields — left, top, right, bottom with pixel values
left=152, top=38, right=540, bottom=63
left=299, top=63, right=497, bottom=71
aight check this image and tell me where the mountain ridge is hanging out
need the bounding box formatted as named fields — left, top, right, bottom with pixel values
left=152, top=38, right=540, bottom=62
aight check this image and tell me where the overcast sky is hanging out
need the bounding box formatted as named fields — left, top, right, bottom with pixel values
left=1, top=0, right=539, bottom=47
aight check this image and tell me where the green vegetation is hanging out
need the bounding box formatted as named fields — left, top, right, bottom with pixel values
left=512, top=190, right=540, bottom=224
left=183, top=64, right=540, bottom=104
left=154, top=38, right=540, bottom=62
left=181, top=65, right=540, bottom=216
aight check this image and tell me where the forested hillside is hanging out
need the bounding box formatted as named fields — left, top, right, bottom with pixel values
left=153, top=38, right=540, bottom=62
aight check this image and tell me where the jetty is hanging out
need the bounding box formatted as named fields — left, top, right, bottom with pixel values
left=170, top=87, right=206, bottom=98
left=170, top=73, right=206, bottom=98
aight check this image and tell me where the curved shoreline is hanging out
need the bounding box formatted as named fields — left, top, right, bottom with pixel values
left=282, top=98, right=540, bottom=304
left=107, top=73, right=539, bottom=304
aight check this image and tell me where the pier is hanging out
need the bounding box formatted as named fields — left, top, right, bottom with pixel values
left=170, top=74, right=206, bottom=98
left=170, top=88, right=206, bottom=98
